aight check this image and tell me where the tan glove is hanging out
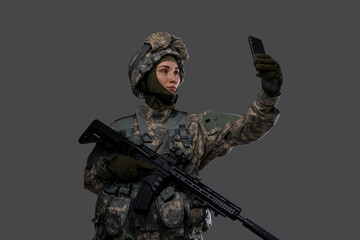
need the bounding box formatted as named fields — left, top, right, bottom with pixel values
left=106, top=154, right=153, bottom=182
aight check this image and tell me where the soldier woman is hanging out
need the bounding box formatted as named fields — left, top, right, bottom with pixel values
left=83, top=32, right=282, bottom=240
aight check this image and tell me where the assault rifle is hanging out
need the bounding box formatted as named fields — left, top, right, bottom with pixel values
left=79, top=119, right=280, bottom=240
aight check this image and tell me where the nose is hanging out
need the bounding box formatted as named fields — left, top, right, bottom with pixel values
left=170, top=73, right=180, bottom=83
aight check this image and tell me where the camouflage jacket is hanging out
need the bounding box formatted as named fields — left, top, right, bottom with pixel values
left=84, top=91, right=279, bottom=193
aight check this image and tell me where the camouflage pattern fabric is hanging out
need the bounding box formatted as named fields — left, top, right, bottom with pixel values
left=84, top=158, right=113, bottom=195
left=193, top=90, right=280, bottom=170
left=84, top=89, right=280, bottom=239
left=142, top=105, right=169, bottom=150
left=128, top=32, right=189, bottom=97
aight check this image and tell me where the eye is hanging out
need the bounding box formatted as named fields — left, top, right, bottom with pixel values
left=160, top=69, right=168, bottom=74
left=174, top=70, right=180, bottom=75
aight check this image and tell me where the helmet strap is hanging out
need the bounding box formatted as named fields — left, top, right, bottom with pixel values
left=128, top=43, right=151, bottom=78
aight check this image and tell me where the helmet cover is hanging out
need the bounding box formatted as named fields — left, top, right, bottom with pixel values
left=128, top=32, right=189, bottom=97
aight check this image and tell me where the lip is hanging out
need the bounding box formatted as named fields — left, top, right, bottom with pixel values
left=167, top=87, right=177, bottom=92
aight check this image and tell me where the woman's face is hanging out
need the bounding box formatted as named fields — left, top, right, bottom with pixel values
left=156, top=61, right=180, bottom=93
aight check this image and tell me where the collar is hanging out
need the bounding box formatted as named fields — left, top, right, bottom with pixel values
left=139, top=104, right=172, bottom=123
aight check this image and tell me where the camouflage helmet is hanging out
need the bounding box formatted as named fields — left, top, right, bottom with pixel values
left=128, top=32, right=189, bottom=97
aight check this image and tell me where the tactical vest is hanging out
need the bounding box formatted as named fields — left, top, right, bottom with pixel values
left=95, top=106, right=210, bottom=239
left=113, top=106, right=198, bottom=176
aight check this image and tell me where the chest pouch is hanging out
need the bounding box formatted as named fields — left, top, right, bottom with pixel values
left=157, top=110, right=193, bottom=161
left=94, top=187, right=113, bottom=224
left=96, top=184, right=132, bottom=236
left=156, top=191, right=185, bottom=229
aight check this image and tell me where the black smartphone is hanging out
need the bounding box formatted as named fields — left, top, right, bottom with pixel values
left=248, top=36, right=265, bottom=59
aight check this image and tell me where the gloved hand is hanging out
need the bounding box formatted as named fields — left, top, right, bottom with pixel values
left=106, top=154, right=154, bottom=182
left=254, top=53, right=283, bottom=97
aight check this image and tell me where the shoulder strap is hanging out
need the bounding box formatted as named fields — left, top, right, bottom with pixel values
left=135, top=106, right=153, bottom=147
left=168, top=110, right=190, bottom=148
left=113, top=115, right=135, bottom=141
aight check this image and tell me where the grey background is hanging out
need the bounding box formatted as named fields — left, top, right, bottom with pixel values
left=1, top=0, right=359, bottom=239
